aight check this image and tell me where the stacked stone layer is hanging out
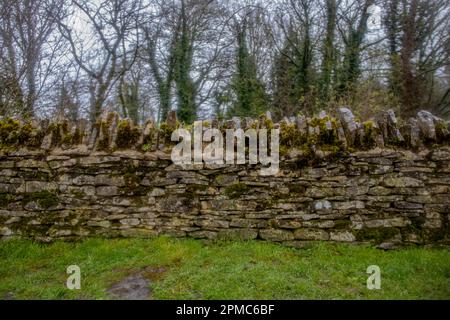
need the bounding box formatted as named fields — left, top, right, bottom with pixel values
left=0, top=108, right=448, bottom=153
left=0, top=147, right=449, bottom=247
left=0, top=108, right=449, bottom=246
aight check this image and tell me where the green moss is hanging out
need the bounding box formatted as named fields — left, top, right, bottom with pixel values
left=0, top=194, right=16, bottom=207
left=118, top=170, right=148, bottom=196
left=363, top=120, right=374, bottom=132
left=279, top=145, right=289, bottom=157
left=280, top=116, right=343, bottom=160
left=0, top=119, right=44, bottom=148
left=310, top=116, right=341, bottom=146
left=423, top=226, right=447, bottom=242
left=255, top=199, right=273, bottom=211
left=116, top=120, right=140, bottom=149
left=119, top=185, right=149, bottom=197
left=287, top=184, right=305, bottom=194
left=16, top=123, right=33, bottom=145
left=94, top=119, right=112, bottom=151
left=309, top=116, right=322, bottom=128
left=186, top=184, right=208, bottom=194
left=140, top=127, right=156, bottom=152
left=141, top=143, right=152, bottom=152
left=403, top=217, right=448, bottom=243
left=48, top=121, right=69, bottom=147
left=264, top=119, right=274, bottom=129
left=354, top=227, right=399, bottom=244
left=250, top=121, right=259, bottom=130
left=61, top=134, right=74, bottom=146
left=70, top=189, right=86, bottom=199
left=334, top=219, right=352, bottom=229
left=258, top=114, right=274, bottom=130
left=62, top=128, right=83, bottom=146
left=224, top=183, right=249, bottom=199
left=123, top=172, right=140, bottom=189
left=22, top=190, right=59, bottom=209
left=0, top=118, right=21, bottom=147
left=280, top=121, right=303, bottom=148
left=159, top=121, right=180, bottom=143
left=362, top=121, right=376, bottom=148
left=435, top=121, right=449, bottom=144
left=21, top=171, right=50, bottom=181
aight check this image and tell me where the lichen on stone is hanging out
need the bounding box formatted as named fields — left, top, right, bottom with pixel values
left=224, top=183, right=249, bottom=198
left=22, top=190, right=59, bottom=209
left=116, top=120, right=141, bottom=149
left=354, top=227, right=399, bottom=244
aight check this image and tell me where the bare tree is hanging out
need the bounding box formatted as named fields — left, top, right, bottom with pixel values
left=56, top=0, right=144, bottom=122
left=0, top=0, right=66, bottom=117
left=385, top=0, right=450, bottom=117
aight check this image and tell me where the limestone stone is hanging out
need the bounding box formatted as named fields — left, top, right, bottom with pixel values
left=189, top=230, right=217, bottom=239
left=149, top=188, right=165, bottom=197
left=409, top=118, right=421, bottom=147
left=365, top=218, right=409, bottom=228
left=296, top=115, right=307, bottom=135
left=430, top=149, right=450, bottom=161
left=383, top=176, right=423, bottom=188
left=0, top=111, right=449, bottom=246
left=330, top=231, right=355, bottom=242
left=96, top=186, right=119, bottom=196
left=120, top=228, right=158, bottom=238
left=386, top=109, right=404, bottom=142
left=259, top=229, right=294, bottom=242
left=313, top=200, right=332, bottom=211
left=87, top=220, right=111, bottom=228
left=95, top=174, right=125, bottom=186
left=0, top=227, right=13, bottom=236
left=338, top=107, right=357, bottom=145
left=217, top=229, right=258, bottom=240
left=120, top=218, right=141, bottom=226
left=25, top=181, right=58, bottom=193
left=73, top=175, right=96, bottom=185
left=294, top=228, right=329, bottom=240
left=333, top=201, right=365, bottom=210
left=417, top=110, right=437, bottom=140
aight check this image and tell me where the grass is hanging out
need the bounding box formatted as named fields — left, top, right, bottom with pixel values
left=0, top=237, right=449, bottom=300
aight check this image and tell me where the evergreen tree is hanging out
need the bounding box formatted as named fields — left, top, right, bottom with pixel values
left=228, top=24, right=268, bottom=118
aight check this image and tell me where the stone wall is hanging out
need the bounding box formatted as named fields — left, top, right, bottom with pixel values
left=0, top=108, right=449, bottom=247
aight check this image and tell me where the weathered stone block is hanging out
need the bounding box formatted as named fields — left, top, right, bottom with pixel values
left=73, top=175, right=96, bottom=185
left=259, top=229, right=294, bottom=241
left=96, top=186, right=119, bottom=196
left=95, top=175, right=125, bottom=186
left=383, top=176, right=424, bottom=188
left=294, top=228, right=329, bottom=240
left=25, top=181, right=58, bottom=193
left=330, top=231, right=355, bottom=242
left=217, top=229, right=258, bottom=241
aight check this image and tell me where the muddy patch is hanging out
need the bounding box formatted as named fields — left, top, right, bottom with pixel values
left=108, top=266, right=166, bottom=300
left=2, top=291, right=14, bottom=300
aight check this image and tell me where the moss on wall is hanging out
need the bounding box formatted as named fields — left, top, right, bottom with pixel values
left=22, top=191, right=59, bottom=209
left=224, top=183, right=249, bottom=199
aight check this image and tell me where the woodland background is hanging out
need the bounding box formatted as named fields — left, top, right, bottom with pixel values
left=0, top=0, right=449, bottom=124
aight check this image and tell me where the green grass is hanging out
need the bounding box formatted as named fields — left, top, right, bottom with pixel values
left=0, top=237, right=449, bottom=299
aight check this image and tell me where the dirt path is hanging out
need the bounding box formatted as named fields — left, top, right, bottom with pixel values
left=107, top=267, right=166, bottom=300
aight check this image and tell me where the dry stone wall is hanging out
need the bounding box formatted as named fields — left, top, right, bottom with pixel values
left=0, top=108, right=449, bottom=247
